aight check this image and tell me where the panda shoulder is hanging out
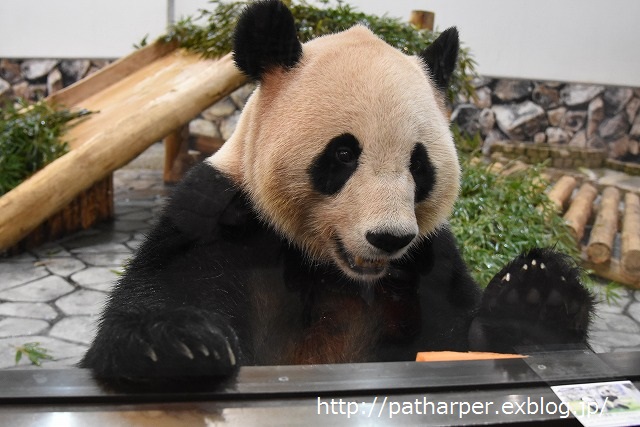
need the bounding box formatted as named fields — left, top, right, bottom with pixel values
left=162, top=162, right=248, bottom=237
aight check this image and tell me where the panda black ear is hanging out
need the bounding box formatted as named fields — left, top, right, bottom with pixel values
left=419, top=27, right=459, bottom=92
left=233, top=0, right=303, bottom=81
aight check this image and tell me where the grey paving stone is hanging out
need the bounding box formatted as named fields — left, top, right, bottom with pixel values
left=591, top=287, right=632, bottom=314
left=75, top=252, right=130, bottom=267
left=71, top=267, right=120, bottom=287
left=55, top=289, right=108, bottom=315
left=37, top=257, right=86, bottom=277
left=118, top=210, right=154, bottom=221
left=0, top=335, right=86, bottom=369
left=589, top=342, right=612, bottom=354
left=0, top=302, right=58, bottom=320
left=49, top=316, right=97, bottom=345
left=29, top=243, right=71, bottom=258
left=126, top=240, right=144, bottom=251
left=5, top=253, right=37, bottom=262
left=589, top=330, right=640, bottom=348
left=0, top=318, right=49, bottom=338
left=114, top=205, right=145, bottom=215
left=63, top=230, right=130, bottom=249
left=109, top=220, right=150, bottom=232
left=0, top=276, right=74, bottom=302
left=0, top=263, right=49, bottom=292
left=69, top=242, right=132, bottom=254
left=628, top=301, right=640, bottom=323
left=591, top=311, right=640, bottom=334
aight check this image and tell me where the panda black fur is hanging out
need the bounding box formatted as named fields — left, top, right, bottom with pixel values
left=81, top=0, right=594, bottom=383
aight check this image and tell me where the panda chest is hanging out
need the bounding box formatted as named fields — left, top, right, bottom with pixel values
left=278, top=270, right=422, bottom=365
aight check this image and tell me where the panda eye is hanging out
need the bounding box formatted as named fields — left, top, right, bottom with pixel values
left=410, top=159, right=422, bottom=173
left=335, top=147, right=355, bottom=164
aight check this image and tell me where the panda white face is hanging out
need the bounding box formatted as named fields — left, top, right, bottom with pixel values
left=212, top=23, right=461, bottom=283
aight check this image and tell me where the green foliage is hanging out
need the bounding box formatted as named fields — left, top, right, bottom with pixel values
left=166, top=0, right=478, bottom=102
left=0, top=99, right=91, bottom=196
left=15, top=342, right=54, bottom=366
left=450, top=134, right=579, bottom=287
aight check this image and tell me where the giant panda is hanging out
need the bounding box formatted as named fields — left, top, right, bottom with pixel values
left=81, top=0, right=594, bottom=383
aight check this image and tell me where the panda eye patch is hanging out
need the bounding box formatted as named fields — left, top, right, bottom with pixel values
left=309, top=133, right=362, bottom=195
left=410, top=143, right=436, bottom=203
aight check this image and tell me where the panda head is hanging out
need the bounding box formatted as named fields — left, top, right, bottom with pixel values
left=210, top=0, right=461, bottom=283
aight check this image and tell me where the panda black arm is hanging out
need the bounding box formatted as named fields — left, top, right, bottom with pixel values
left=80, top=162, right=249, bottom=384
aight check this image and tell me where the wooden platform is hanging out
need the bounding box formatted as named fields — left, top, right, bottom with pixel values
left=548, top=175, right=640, bottom=289
left=0, top=40, right=247, bottom=252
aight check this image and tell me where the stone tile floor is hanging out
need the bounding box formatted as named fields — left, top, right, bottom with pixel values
left=0, top=166, right=168, bottom=369
left=1, top=146, right=639, bottom=370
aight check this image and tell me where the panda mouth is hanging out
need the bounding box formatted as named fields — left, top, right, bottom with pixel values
left=335, top=240, right=388, bottom=277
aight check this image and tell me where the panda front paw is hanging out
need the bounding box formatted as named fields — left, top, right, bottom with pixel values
left=81, top=307, right=239, bottom=384
left=469, top=248, right=594, bottom=353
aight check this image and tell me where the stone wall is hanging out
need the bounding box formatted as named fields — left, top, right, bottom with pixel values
left=0, top=59, right=111, bottom=102
left=452, top=77, right=640, bottom=162
left=4, top=57, right=640, bottom=165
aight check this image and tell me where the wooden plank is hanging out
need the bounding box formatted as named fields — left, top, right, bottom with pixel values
left=0, top=52, right=247, bottom=251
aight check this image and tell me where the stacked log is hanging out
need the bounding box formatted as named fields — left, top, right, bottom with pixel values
left=621, top=193, right=640, bottom=275
left=549, top=175, right=640, bottom=288
left=586, top=187, right=620, bottom=264
left=563, top=183, right=598, bottom=242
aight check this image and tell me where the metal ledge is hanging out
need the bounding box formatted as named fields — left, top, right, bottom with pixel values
left=0, top=351, right=639, bottom=425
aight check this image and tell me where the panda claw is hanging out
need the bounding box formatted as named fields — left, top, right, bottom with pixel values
left=198, top=344, right=210, bottom=357
left=145, top=347, right=158, bottom=362
left=226, top=342, right=236, bottom=366
left=177, top=342, right=194, bottom=360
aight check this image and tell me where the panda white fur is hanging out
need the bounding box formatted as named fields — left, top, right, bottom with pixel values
left=81, top=0, right=593, bottom=384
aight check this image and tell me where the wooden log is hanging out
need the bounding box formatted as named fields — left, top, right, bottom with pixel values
left=0, top=52, right=247, bottom=251
left=548, top=175, right=577, bottom=212
left=621, top=192, right=640, bottom=275
left=586, top=186, right=620, bottom=264
left=563, top=183, right=597, bottom=241
left=409, top=10, right=435, bottom=31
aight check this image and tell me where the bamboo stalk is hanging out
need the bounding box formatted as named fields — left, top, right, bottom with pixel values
left=621, top=192, right=640, bottom=275
left=563, top=183, right=597, bottom=241
left=586, top=187, right=620, bottom=264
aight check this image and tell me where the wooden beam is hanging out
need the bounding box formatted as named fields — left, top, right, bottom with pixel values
left=163, top=124, right=191, bottom=184
left=410, top=10, right=435, bottom=31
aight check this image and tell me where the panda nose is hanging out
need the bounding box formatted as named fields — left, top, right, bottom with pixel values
left=366, top=231, right=415, bottom=254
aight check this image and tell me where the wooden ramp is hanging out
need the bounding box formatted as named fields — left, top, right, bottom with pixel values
left=0, top=41, right=247, bottom=252
left=548, top=175, right=640, bottom=288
